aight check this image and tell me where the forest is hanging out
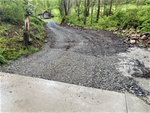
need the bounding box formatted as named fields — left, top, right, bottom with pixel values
left=0, top=0, right=150, bottom=64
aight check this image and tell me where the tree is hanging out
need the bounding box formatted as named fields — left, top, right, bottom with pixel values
left=96, top=0, right=101, bottom=23
left=84, top=0, right=87, bottom=25
left=91, top=0, right=96, bottom=24
left=86, top=0, right=90, bottom=16
left=109, top=0, right=113, bottom=15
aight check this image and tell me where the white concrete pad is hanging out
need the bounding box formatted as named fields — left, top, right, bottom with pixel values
left=125, top=92, right=150, bottom=113
left=0, top=72, right=127, bottom=112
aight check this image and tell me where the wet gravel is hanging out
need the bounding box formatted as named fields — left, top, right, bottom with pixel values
left=0, top=21, right=150, bottom=105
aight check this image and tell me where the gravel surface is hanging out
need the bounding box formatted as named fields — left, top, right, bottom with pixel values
left=0, top=21, right=150, bottom=105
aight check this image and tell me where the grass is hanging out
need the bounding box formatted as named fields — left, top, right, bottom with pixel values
left=0, top=17, right=47, bottom=64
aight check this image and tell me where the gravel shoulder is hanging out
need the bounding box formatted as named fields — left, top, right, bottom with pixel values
left=0, top=21, right=150, bottom=105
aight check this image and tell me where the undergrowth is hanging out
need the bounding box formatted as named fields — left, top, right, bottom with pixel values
left=0, top=17, right=46, bottom=64
left=63, top=6, right=150, bottom=32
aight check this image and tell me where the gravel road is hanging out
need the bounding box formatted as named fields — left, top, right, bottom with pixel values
left=0, top=21, right=150, bottom=104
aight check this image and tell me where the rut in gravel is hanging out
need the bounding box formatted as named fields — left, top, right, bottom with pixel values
left=1, top=21, right=150, bottom=99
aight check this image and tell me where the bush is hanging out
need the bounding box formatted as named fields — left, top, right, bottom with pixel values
left=138, top=20, right=150, bottom=32
left=2, top=3, right=25, bottom=25
left=0, top=54, right=8, bottom=64
left=30, top=17, right=42, bottom=26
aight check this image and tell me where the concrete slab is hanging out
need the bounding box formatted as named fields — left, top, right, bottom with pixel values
left=125, top=92, right=150, bottom=113
left=0, top=72, right=127, bottom=112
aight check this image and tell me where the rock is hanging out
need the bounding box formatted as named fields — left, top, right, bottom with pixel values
left=136, top=34, right=140, bottom=37
left=130, top=40, right=136, bottom=44
left=141, top=68, right=150, bottom=77
left=141, top=35, right=147, bottom=40
left=4, top=28, right=8, bottom=31
left=123, top=38, right=130, bottom=43
left=143, top=32, right=149, bottom=36
left=147, top=40, right=150, bottom=44
left=136, top=30, right=140, bottom=33
left=113, top=32, right=117, bottom=34
left=131, top=34, right=136, bottom=37
left=128, top=31, right=135, bottom=35
left=4, top=32, right=8, bottom=36
left=139, top=43, right=147, bottom=48
left=45, top=40, right=48, bottom=43
left=131, top=68, right=143, bottom=77
left=122, top=30, right=126, bottom=33
left=132, top=37, right=138, bottom=40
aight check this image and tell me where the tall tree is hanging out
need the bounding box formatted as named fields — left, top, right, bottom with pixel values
left=91, top=0, right=96, bottom=24
left=96, top=0, right=100, bottom=23
left=109, top=0, right=113, bottom=15
left=84, top=0, right=87, bottom=25
left=86, top=0, right=90, bottom=16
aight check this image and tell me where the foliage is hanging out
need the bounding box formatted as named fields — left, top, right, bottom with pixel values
left=2, top=2, right=25, bottom=25
left=30, top=17, right=42, bottom=26
left=0, top=17, right=46, bottom=61
left=138, top=20, right=150, bottom=32
left=0, top=54, right=8, bottom=64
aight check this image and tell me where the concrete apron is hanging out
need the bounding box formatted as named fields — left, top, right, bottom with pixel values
left=0, top=72, right=150, bottom=113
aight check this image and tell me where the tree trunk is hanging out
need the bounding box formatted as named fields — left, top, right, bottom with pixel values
left=86, top=0, right=90, bottom=17
left=91, top=3, right=94, bottom=24
left=63, top=0, right=68, bottom=15
left=96, top=0, right=100, bottom=23
left=84, top=0, right=87, bottom=25
left=109, top=0, right=113, bottom=15
left=104, top=0, right=106, bottom=15
left=77, top=0, right=80, bottom=21
left=24, top=14, right=30, bottom=46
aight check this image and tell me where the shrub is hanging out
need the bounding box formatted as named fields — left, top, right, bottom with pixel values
left=0, top=54, right=8, bottom=64
left=2, top=3, right=25, bottom=25
left=138, top=20, right=150, bottom=32
left=30, top=17, right=42, bottom=26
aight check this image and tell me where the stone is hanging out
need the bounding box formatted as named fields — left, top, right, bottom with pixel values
left=132, top=37, right=138, bottom=40
left=143, top=32, right=149, bottom=36
left=130, top=40, right=136, bottom=44
left=4, top=28, right=8, bottom=31
left=4, top=32, right=8, bottom=36
left=136, top=34, right=140, bottom=37
left=113, top=32, right=118, bottom=34
left=136, top=30, right=140, bottom=33
left=122, top=30, right=126, bottom=33
left=123, top=38, right=130, bottom=43
left=131, top=34, right=136, bottom=37
left=45, top=40, right=48, bottom=43
left=141, top=35, right=147, bottom=40
left=139, top=44, right=146, bottom=48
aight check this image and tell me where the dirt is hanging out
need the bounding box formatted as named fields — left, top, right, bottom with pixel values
left=47, top=21, right=129, bottom=57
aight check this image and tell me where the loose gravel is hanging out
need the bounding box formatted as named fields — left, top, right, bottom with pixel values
left=0, top=21, right=150, bottom=105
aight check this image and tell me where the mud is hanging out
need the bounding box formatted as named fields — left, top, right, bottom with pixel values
left=47, top=21, right=129, bottom=57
